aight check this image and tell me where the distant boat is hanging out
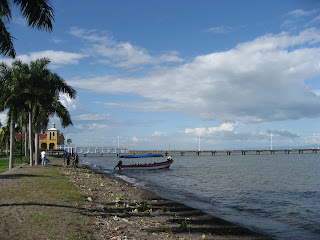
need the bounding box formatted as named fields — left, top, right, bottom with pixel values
left=115, top=154, right=173, bottom=170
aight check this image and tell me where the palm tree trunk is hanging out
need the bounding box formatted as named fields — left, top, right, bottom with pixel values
left=9, top=119, right=15, bottom=169
left=20, top=118, right=23, bottom=164
left=29, top=111, right=34, bottom=166
left=35, top=127, right=40, bottom=165
left=24, top=126, right=28, bottom=157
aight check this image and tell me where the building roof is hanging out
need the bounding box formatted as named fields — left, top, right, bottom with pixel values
left=48, top=122, right=58, bottom=131
left=14, top=133, right=64, bottom=139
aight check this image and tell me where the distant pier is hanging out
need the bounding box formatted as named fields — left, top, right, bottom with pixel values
left=129, top=148, right=320, bottom=156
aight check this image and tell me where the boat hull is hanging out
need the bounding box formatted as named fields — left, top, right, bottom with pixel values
left=119, top=160, right=173, bottom=171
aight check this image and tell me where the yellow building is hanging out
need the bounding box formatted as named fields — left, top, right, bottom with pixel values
left=39, top=123, right=65, bottom=150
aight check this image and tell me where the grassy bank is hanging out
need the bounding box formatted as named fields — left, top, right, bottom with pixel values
left=0, top=156, right=29, bottom=173
left=0, top=160, right=97, bottom=240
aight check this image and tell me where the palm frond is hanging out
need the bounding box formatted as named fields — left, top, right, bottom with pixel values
left=0, top=19, right=16, bottom=57
left=14, top=0, right=55, bottom=31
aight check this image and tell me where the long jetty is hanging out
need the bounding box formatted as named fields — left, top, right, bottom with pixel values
left=129, top=148, right=320, bottom=156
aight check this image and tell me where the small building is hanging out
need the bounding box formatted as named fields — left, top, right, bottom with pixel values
left=39, top=123, right=65, bottom=150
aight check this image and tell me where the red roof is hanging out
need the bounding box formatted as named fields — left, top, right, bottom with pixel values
left=14, top=133, right=64, bottom=139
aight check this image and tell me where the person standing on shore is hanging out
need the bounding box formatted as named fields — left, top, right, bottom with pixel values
left=66, top=153, right=71, bottom=166
left=62, top=152, right=67, bottom=167
left=41, top=150, right=47, bottom=167
left=74, top=154, right=79, bottom=167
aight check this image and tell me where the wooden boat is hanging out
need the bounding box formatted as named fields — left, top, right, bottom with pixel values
left=115, top=154, right=173, bottom=170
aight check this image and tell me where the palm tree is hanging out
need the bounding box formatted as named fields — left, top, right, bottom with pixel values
left=0, top=125, right=10, bottom=154
left=27, top=58, right=76, bottom=164
left=0, top=0, right=55, bottom=58
left=1, top=58, right=76, bottom=168
left=0, top=61, right=27, bottom=168
left=12, top=58, right=76, bottom=165
left=33, top=100, right=73, bottom=164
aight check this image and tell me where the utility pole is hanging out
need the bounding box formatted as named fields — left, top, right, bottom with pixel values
left=115, top=136, right=121, bottom=149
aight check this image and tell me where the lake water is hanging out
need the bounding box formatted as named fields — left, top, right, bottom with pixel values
left=80, top=152, right=320, bottom=239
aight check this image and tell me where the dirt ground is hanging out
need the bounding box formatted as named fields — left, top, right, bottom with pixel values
left=0, top=157, right=273, bottom=240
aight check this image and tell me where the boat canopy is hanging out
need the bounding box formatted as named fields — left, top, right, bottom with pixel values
left=120, top=153, right=164, bottom=158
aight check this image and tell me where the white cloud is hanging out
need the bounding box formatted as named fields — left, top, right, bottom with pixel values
left=69, top=28, right=320, bottom=123
left=69, top=27, right=183, bottom=68
left=185, top=123, right=236, bottom=136
left=207, top=122, right=236, bottom=134
left=152, top=131, right=167, bottom=136
left=287, top=9, right=320, bottom=17
left=59, top=93, right=79, bottom=111
left=130, top=136, right=148, bottom=143
left=311, top=15, right=320, bottom=23
left=0, top=112, right=8, bottom=126
left=73, top=113, right=110, bottom=121
left=0, top=50, right=86, bottom=68
left=20, top=50, right=86, bottom=66
left=205, top=26, right=232, bottom=34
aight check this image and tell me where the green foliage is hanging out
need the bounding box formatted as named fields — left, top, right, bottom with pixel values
left=0, top=0, right=55, bottom=58
left=0, top=157, right=29, bottom=173
left=135, top=202, right=151, bottom=212
left=179, top=220, right=188, bottom=231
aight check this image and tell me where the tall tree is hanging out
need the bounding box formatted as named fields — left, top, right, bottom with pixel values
left=0, top=61, right=27, bottom=168
left=0, top=58, right=76, bottom=168
left=12, top=58, right=76, bottom=165
left=0, top=124, right=10, bottom=154
left=0, top=0, right=55, bottom=58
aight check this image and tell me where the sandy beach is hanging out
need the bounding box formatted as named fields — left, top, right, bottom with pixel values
left=0, top=157, right=272, bottom=239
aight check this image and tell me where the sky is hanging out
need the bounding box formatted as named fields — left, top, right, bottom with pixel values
left=1, top=0, right=320, bottom=150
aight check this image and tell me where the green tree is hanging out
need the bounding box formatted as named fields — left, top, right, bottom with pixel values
left=0, top=58, right=76, bottom=168
left=0, top=124, right=10, bottom=154
left=0, top=61, right=27, bottom=168
left=0, top=0, right=55, bottom=58
left=15, top=58, right=76, bottom=165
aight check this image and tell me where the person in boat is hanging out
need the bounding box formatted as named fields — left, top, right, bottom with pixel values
left=114, top=160, right=123, bottom=169
left=167, top=156, right=172, bottom=161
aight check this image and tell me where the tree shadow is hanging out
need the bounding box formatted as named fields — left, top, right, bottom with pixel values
left=0, top=174, right=53, bottom=179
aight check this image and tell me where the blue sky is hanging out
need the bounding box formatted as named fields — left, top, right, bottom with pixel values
left=1, top=0, right=320, bottom=150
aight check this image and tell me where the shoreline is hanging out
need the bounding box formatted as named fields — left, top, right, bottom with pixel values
left=78, top=160, right=273, bottom=239
left=0, top=157, right=273, bottom=239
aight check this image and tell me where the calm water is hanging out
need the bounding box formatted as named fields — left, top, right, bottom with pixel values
left=81, top=152, right=320, bottom=239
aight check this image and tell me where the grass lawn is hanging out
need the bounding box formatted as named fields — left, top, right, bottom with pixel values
left=0, top=159, right=96, bottom=240
left=0, top=156, right=29, bottom=173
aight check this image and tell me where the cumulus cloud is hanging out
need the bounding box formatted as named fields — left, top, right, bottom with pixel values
left=0, top=50, right=86, bottom=68
left=70, top=28, right=320, bottom=123
left=59, top=93, right=79, bottom=111
left=185, top=123, right=236, bottom=136
left=152, top=131, right=167, bottom=136
left=69, top=27, right=183, bottom=68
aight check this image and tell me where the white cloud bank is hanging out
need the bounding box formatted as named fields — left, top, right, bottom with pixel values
left=70, top=28, right=320, bottom=123
left=69, top=27, right=183, bottom=68
left=185, top=122, right=236, bottom=136
left=0, top=50, right=86, bottom=68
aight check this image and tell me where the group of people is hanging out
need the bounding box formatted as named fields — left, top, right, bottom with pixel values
left=63, top=152, right=79, bottom=167
left=40, top=150, right=79, bottom=167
